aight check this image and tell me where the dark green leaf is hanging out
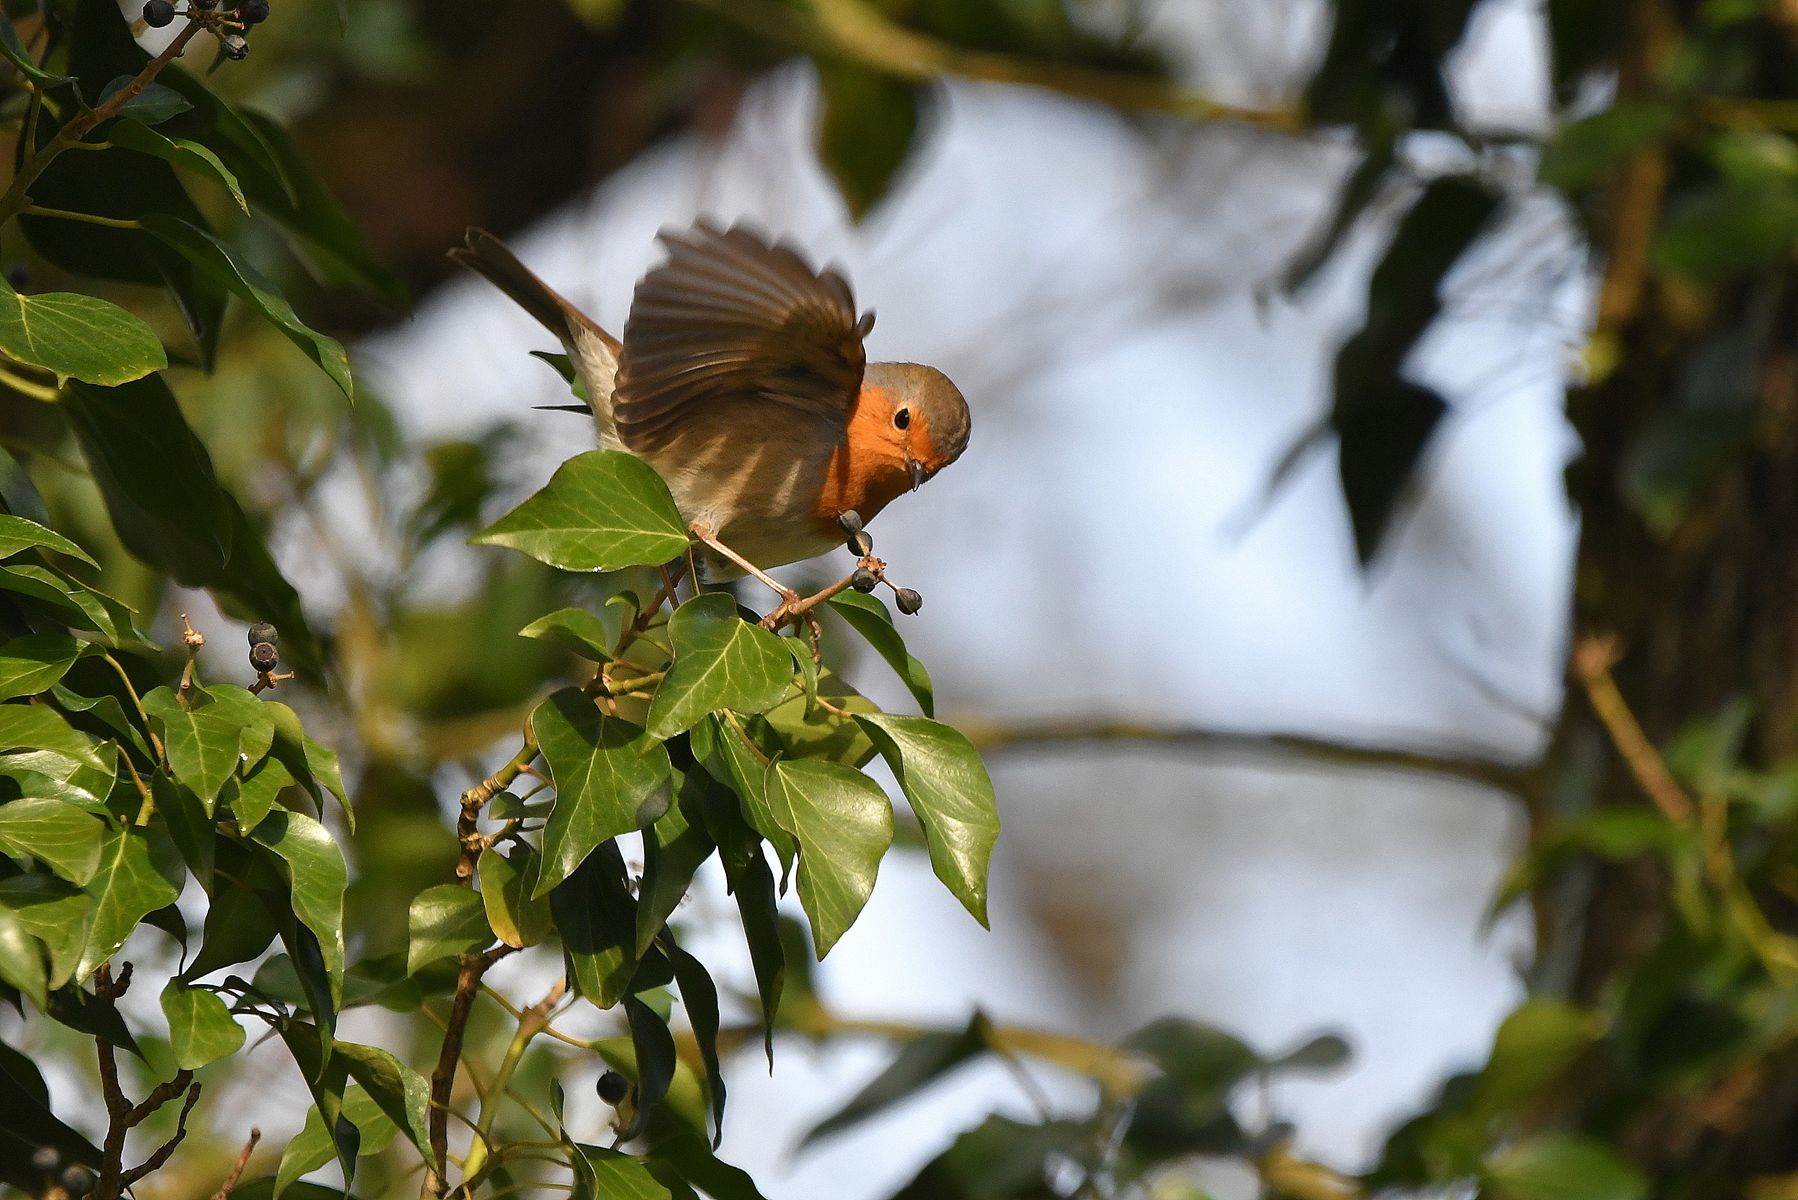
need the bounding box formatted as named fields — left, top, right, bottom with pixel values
left=274, top=1087, right=397, bottom=1199
left=250, top=810, right=347, bottom=1006
left=1485, top=1135, right=1646, bottom=1200
left=666, top=934, right=726, bottom=1144
left=0, top=515, right=97, bottom=568
left=698, top=789, right=782, bottom=1062
left=334, top=1041, right=434, bottom=1162
left=646, top=1133, right=770, bottom=1200
left=0, top=635, right=86, bottom=700
left=623, top=994, right=676, bottom=1140
left=647, top=594, right=795, bottom=739
left=140, top=215, right=353, bottom=398
left=157, top=770, right=215, bottom=890
left=827, top=591, right=934, bottom=715
left=532, top=688, right=673, bottom=896
left=98, top=78, right=192, bottom=125
left=406, top=884, right=491, bottom=974
left=804, top=1013, right=991, bottom=1147
left=550, top=840, right=639, bottom=1010
left=763, top=759, right=892, bottom=958
left=472, top=450, right=689, bottom=572
left=274, top=1017, right=359, bottom=1184
left=817, top=59, right=922, bottom=220
left=108, top=118, right=248, bottom=213
left=0, top=10, right=72, bottom=87
left=856, top=714, right=997, bottom=926
left=636, top=776, right=715, bottom=959
left=519, top=607, right=618, bottom=662
left=574, top=1146, right=677, bottom=1200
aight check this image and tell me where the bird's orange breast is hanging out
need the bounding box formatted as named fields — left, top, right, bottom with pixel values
left=811, top=385, right=910, bottom=532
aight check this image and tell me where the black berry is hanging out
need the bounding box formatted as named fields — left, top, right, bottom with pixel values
left=835, top=510, right=863, bottom=538
left=249, top=642, right=278, bottom=673
left=237, top=0, right=269, bottom=21
left=596, top=1070, right=630, bottom=1105
left=894, top=587, right=922, bottom=615
left=30, top=1146, right=60, bottom=1175
left=851, top=567, right=878, bottom=593
left=845, top=530, right=872, bottom=557
left=246, top=621, right=278, bottom=648
left=220, top=32, right=249, bottom=58
left=60, top=1165, right=94, bottom=1197
left=141, top=0, right=175, bottom=26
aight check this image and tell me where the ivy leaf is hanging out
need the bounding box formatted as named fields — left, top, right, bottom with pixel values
left=0, top=799, right=107, bottom=886
left=827, top=591, right=934, bottom=717
left=140, top=215, right=353, bottom=400
left=1485, top=1134, right=1646, bottom=1200
left=0, top=278, right=165, bottom=386
left=519, top=607, right=618, bottom=662
left=696, top=790, right=783, bottom=1063
left=666, top=935, right=726, bottom=1145
left=0, top=515, right=97, bottom=568
left=108, top=118, right=249, bottom=214
left=472, top=450, right=688, bottom=572
left=334, top=1041, right=434, bottom=1163
left=273, top=1018, right=359, bottom=1184
left=636, top=778, right=715, bottom=959
left=856, top=714, right=999, bottom=926
left=0, top=12, right=73, bottom=88
left=76, top=826, right=182, bottom=980
left=142, top=685, right=249, bottom=811
left=646, top=1134, right=770, bottom=1200
left=157, top=771, right=216, bottom=891
left=762, top=760, right=894, bottom=958
left=647, top=595, right=795, bottom=740
left=801, top=1012, right=992, bottom=1147
left=1473, top=999, right=1600, bottom=1118
left=98, top=79, right=192, bottom=126
left=229, top=755, right=295, bottom=836
left=160, top=980, right=245, bottom=1069
left=532, top=688, right=673, bottom=897
left=274, top=1087, right=397, bottom=1199
left=250, top=811, right=347, bottom=1007
left=478, top=846, right=552, bottom=949
left=0, top=875, right=89, bottom=988
left=574, top=1146, right=678, bottom=1200
left=0, top=906, right=47, bottom=1008
left=549, top=841, right=639, bottom=1010
left=622, top=995, right=676, bottom=1141
left=406, top=885, right=491, bottom=974
left=0, top=635, right=87, bottom=701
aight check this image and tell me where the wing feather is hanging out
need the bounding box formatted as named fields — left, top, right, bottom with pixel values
left=614, top=221, right=867, bottom=454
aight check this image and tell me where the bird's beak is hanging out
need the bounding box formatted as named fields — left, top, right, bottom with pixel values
left=907, top=458, right=928, bottom=492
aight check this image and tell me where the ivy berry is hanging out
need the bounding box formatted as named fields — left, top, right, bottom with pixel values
left=851, top=566, right=878, bottom=593
left=141, top=0, right=176, bottom=27
left=237, top=0, right=270, bottom=21
left=894, top=587, right=923, bottom=615
left=220, top=32, right=249, bottom=59
left=596, top=1070, right=630, bottom=1105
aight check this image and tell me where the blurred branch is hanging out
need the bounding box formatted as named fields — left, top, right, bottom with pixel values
left=1571, top=634, right=1692, bottom=823
left=689, top=0, right=1304, bottom=133
left=1592, top=0, right=1677, bottom=337
left=953, top=714, right=1530, bottom=794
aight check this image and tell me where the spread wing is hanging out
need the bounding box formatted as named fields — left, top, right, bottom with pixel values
left=613, top=221, right=872, bottom=454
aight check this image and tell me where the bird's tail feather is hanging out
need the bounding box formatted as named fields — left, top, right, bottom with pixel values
left=450, top=228, right=620, bottom=355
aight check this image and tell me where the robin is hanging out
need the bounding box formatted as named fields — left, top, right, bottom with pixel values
left=451, top=221, right=971, bottom=613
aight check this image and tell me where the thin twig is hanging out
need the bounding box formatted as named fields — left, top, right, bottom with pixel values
left=421, top=945, right=516, bottom=1200
left=120, top=1080, right=201, bottom=1185
left=1571, top=634, right=1694, bottom=823
left=208, top=1127, right=262, bottom=1200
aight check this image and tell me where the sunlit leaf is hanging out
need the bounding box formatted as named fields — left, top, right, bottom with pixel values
left=0, top=277, right=165, bottom=385
left=762, top=759, right=893, bottom=958
left=531, top=688, right=672, bottom=897
left=160, top=980, right=245, bottom=1069
left=406, top=884, right=491, bottom=974
left=0, top=798, right=107, bottom=886
left=472, top=450, right=688, bottom=572
left=647, top=595, right=794, bottom=740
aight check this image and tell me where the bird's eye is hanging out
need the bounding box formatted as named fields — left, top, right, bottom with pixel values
left=894, top=408, right=911, bottom=430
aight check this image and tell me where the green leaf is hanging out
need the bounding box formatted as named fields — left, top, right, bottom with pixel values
left=532, top=688, right=673, bottom=896
left=519, top=606, right=618, bottom=662
left=1474, top=999, right=1601, bottom=1118
left=472, top=450, right=688, bottom=572
left=636, top=777, right=715, bottom=959
left=0, top=874, right=89, bottom=988
left=0, top=704, right=109, bottom=771
left=0, top=562, right=146, bottom=646
left=478, top=845, right=551, bottom=949
left=108, top=118, right=249, bottom=213
left=0, top=515, right=97, bottom=568
left=0, top=278, right=165, bottom=386
left=0, top=905, right=47, bottom=1008
left=275, top=1086, right=397, bottom=1199
left=762, top=759, right=894, bottom=958
left=160, top=980, right=245, bottom=1068
left=646, top=1134, right=770, bottom=1200
left=802, top=1013, right=991, bottom=1146
left=76, top=826, right=182, bottom=979
left=827, top=592, right=934, bottom=715
left=574, top=1146, right=678, bottom=1200
left=229, top=755, right=295, bottom=835
left=761, top=668, right=879, bottom=767
left=274, top=1017, right=358, bottom=1184
left=0, top=635, right=86, bottom=701
left=550, top=840, right=640, bottom=1009
left=816, top=58, right=922, bottom=221
left=250, top=811, right=347, bottom=1005
left=856, top=714, right=998, bottom=926
left=406, top=884, right=491, bottom=974
left=647, top=595, right=795, bottom=739
left=139, top=215, right=353, bottom=399
left=0, top=11, right=72, bottom=88
left=334, top=1041, right=434, bottom=1163
left=0, top=798, right=107, bottom=885
left=142, top=685, right=250, bottom=810
left=62, top=378, right=318, bottom=670
left=98, top=79, right=192, bottom=125
left=1485, top=1135, right=1646, bottom=1200
left=697, top=789, right=783, bottom=1060
left=157, top=771, right=215, bottom=890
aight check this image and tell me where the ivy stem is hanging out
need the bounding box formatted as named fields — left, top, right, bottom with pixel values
left=421, top=945, right=515, bottom=1200
left=461, top=978, right=567, bottom=1186
left=0, top=21, right=202, bottom=224
left=101, top=651, right=166, bottom=766
left=20, top=204, right=140, bottom=229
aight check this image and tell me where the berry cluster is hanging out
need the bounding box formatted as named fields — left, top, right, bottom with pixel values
left=28, top=1147, right=94, bottom=1198
left=247, top=621, right=279, bottom=675
left=139, top=0, right=270, bottom=61
left=836, top=510, right=923, bottom=615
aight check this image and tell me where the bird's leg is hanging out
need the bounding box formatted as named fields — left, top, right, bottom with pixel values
left=688, top=526, right=825, bottom=649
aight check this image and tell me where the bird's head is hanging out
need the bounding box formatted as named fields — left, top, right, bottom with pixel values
left=861, top=362, right=971, bottom=492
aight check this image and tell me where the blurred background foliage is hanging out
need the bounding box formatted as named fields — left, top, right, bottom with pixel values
left=6, top=0, right=1798, bottom=1197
